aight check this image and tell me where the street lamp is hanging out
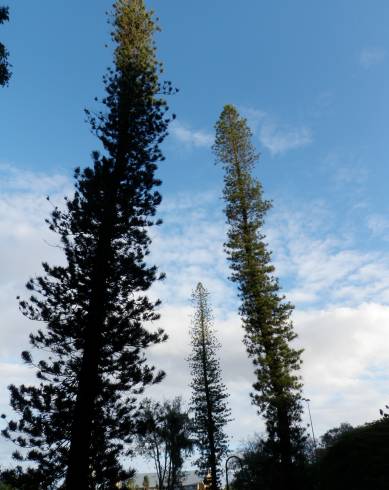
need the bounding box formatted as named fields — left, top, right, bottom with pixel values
left=303, top=397, right=317, bottom=448
left=225, top=455, right=243, bottom=490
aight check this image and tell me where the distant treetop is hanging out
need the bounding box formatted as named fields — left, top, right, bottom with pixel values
left=0, top=5, right=11, bottom=86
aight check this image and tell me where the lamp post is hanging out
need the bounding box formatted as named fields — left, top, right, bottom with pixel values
left=303, top=397, right=317, bottom=448
left=225, top=455, right=243, bottom=490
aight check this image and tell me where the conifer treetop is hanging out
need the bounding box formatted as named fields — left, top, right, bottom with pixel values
left=113, top=0, right=159, bottom=74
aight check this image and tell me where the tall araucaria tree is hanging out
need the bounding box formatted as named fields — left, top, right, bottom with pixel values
left=189, top=283, right=231, bottom=490
left=214, top=105, right=306, bottom=490
left=0, top=5, right=11, bottom=86
left=1, top=1, right=173, bottom=488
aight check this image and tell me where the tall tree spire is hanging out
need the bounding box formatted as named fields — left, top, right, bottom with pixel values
left=2, top=1, right=172, bottom=488
left=189, top=283, right=231, bottom=490
left=214, top=105, right=306, bottom=490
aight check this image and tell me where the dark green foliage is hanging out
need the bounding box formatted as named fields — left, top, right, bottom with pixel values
left=2, top=1, right=172, bottom=487
left=0, top=472, right=15, bottom=490
left=189, top=283, right=231, bottom=490
left=0, top=467, right=45, bottom=490
left=319, top=422, right=353, bottom=449
left=214, top=105, right=306, bottom=489
left=136, top=398, right=193, bottom=490
left=0, top=6, right=11, bottom=86
left=318, top=419, right=389, bottom=490
left=231, top=435, right=316, bottom=490
left=230, top=436, right=275, bottom=490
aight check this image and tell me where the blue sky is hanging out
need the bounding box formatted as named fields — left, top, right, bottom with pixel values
left=2, top=0, right=389, bottom=470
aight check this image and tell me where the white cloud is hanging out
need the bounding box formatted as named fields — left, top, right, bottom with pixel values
left=172, top=110, right=312, bottom=156
left=0, top=162, right=69, bottom=195
left=367, top=214, right=389, bottom=238
left=0, top=164, right=71, bottom=460
left=296, top=303, right=389, bottom=434
left=259, top=122, right=312, bottom=156
left=359, top=47, right=386, bottom=68
left=240, top=107, right=313, bottom=156
left=268, top=204, right=389, bottom=306
left=170, top=120, right=213, bottom=148
left=150, top=195, right=389, bottom=443
left=2, top=165, right=389, bottom=465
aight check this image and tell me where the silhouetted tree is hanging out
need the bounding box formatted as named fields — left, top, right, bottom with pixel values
left=0, top=466, right=43, bottom=490
left=0, top=469, right=14, bottom=490
left=137, top=398, right=193, bottom=490
left=189, top=283, right=231, bottom=489
left=319, top=422, right=353, bottom=449
left=1, top=1, right=173, bottom=488
left=214, top=105, right=306, bottom=490
left=231, top=434, right=316, bottom=490
left=0, top=6, right=11, bottom=86
left=318, top=418, right=389, bottom=490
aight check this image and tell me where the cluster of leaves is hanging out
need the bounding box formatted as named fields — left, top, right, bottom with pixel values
left=136, top=397, right=193, bottom=490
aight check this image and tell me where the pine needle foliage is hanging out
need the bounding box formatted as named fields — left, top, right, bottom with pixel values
left=214, top=105, right=306, bottom=489
left=1, top=1, right=173, bottom=488
left=189, top=283, right=231, bottom=490
left=0, top=6, right=11, bottom=86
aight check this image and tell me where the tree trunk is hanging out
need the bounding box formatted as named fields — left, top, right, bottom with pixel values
left=65, top=205, right=114, bottom=488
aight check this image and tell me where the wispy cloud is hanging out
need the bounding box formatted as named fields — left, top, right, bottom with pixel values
left=259, top=122, right=312, bottom=156
left=0, top=162, right=69, bottom=194
left=268, top=203, right=389, bottom=307
left=173, top=110, right=313, bottom=156
left=170, top=120, right=213, bottom=148
left=2, top=166, right=389, bottom=460
left=240, top=107, right=266, bottom=129
left=240, top=107, right=313, bottom=156
left=322, top=150, right=368, bottom=189
left=367, top=214, right=389, bottom=238
left=153, top=194, right=389, bottom=438
left=359, top=47, right=386, bottom=68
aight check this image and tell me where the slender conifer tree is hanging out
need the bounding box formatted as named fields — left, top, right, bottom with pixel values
left=0, top=5, right=11, bottom=86
left=214, top=105, right=305, bottom=490
left=2, top=1, right=172, bottom=488
left=189, top=283, right=231, bottom=490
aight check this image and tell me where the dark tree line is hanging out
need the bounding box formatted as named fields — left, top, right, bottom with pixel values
left=231, top=418, right=389, bottom=490
left=2, top=1, right=173, bottom=488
